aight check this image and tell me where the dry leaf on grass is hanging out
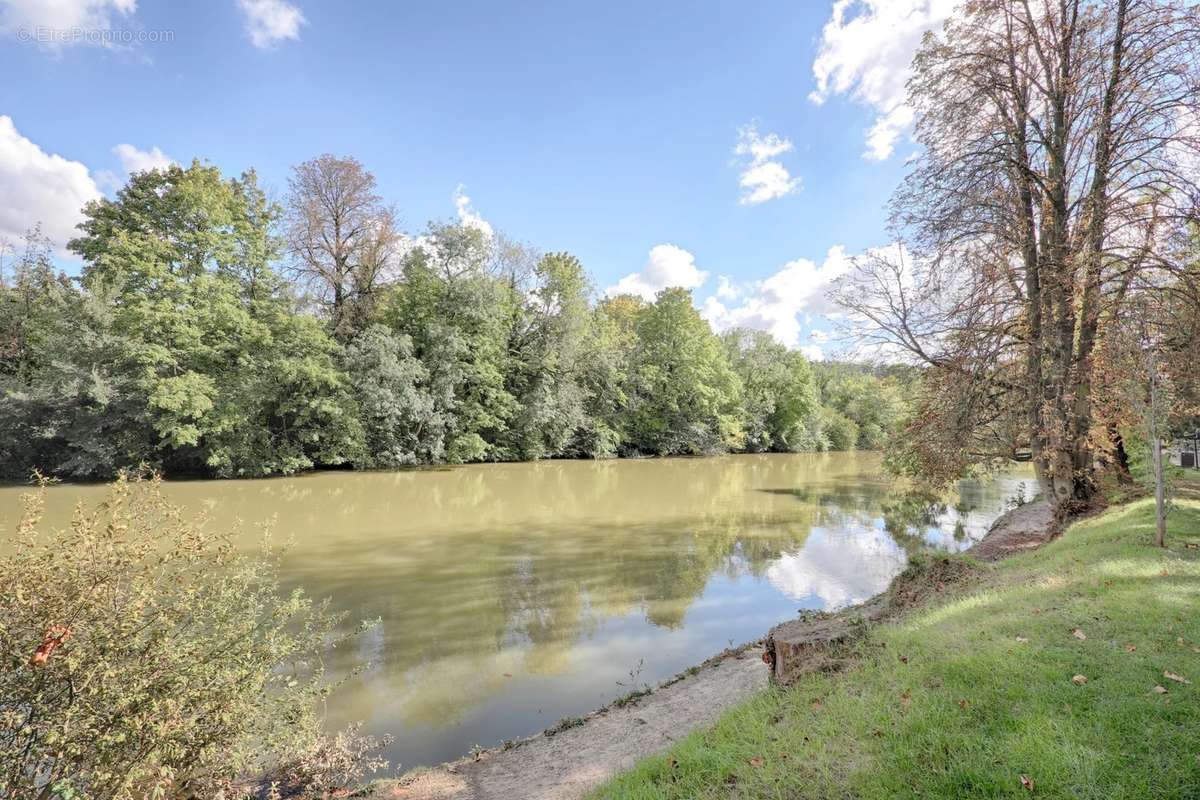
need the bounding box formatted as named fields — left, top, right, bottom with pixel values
left=1124, top=644, right=1137, bottom=652
left=748, top=756, right=765, bottom=767
left=1165, top=671, right=1191, bottom=685
left=1020, top=774, right=1035, bottom=791
left=1072, top=674, right=1088, bottom=685
left=1016, top=636, right=1029, bottom=643
left=1072, top=628, right=1087, bottom=640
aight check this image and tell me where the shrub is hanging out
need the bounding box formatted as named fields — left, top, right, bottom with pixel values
left=0, top=475, right=387, bottom=800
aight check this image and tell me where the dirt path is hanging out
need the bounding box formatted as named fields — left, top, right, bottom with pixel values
left=967, top=500, right=1059, bottom=560
left=381, top=499, right=1059, bottom=800
left=381, top=644, right=767, bottom=800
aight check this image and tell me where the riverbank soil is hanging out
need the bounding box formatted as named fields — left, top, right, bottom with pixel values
left=593, top=496, right=1200, bottom=799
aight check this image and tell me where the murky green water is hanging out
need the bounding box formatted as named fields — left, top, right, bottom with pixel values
left=0, top=453, right=1034, bottom=771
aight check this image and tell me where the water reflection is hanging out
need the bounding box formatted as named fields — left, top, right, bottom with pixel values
left=0, top=453, right=1034, bottom=771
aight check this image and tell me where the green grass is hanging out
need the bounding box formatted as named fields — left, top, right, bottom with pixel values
left=592, top=498, right=1200, bottom=799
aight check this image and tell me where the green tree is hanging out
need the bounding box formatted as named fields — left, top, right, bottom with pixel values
left=627, top=288, right=742, bottom=455
left=721, top=328, right=817, bottom=451
left=66, top=162, right=361, bottom=477
left=506, top=252, right=592, bottom=459
left=383, top=222, right=519, bottom=463
left=343, top=323, right=442, bottom=467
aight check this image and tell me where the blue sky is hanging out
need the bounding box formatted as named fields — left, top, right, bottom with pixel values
left=0, top=0, right=953, bottom=358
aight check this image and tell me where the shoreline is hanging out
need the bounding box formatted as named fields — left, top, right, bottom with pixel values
left=374, top=498, right=1059, bottom=800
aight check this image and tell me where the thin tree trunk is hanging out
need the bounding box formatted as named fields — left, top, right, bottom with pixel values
left=1147, top=346, right=1166, bottom=547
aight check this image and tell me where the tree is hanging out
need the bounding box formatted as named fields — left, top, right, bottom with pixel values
left=627, top=288, right=743, bottom=455
left=285, top=155, right=400, bottom=341
left=505, top=252, right=592, bottom=459
left=343, top=324, right=442, bottom=467
left=382, top=222, right=519, bottom=463
left=837, top=0, right=1200, bottom=508
left=65, top=162, right=362, bottom=478
left=721, top=328, right=818, bottom=451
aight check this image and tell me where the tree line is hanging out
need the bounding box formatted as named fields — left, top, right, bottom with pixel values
left=0, top=157, right=908, bottom=481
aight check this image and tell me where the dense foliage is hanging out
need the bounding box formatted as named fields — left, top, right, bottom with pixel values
left=0, top=161, right=908, bottom=480
left=0, top=476, right=388, bottom=799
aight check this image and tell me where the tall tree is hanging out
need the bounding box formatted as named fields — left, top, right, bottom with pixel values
left=838, top=0, right=1200, bottom=508
left=285, top=154, right=400, bottom=340
left=628, top=288, right=743, bottom=455
left=721, top=328, right=818, bottom=452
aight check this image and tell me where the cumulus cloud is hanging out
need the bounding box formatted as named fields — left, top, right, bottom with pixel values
left=237, top=0, right=305, bottom=49
left=0, top=115, right=101, bottom=252
left=733, top=122, right=801, bottom=205
left=605, top=244, right=708, bottom=301
left=113, top=143, right=174, bottom=173
left=453, top=184, right=494, bottom=238
left=810, top=0, right=956, bottom=160
left=1, top=0, right=137, bottom=47
left=700, top=245, right=853, bottom=347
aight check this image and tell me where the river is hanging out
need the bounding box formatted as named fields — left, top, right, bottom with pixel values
left=0, top=452, right=1035, bottom=772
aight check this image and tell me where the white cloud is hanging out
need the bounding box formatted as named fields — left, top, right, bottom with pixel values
left=236, top=0, right=305, bottom=49
left=800, top=344, right=825, bottom=361
left=810, top=0, right=956, bottom=160
left=453, top=184, right=494, bottom=238
left=112, top=143, right=174, bottom=173
left=733, top=122, right=800, bottom=205
left=700, top=245, right=853, bottom=347
left=1, top=0, right=137, bottom=47
left=605, top=244, right=708, bottom=301
left=0, top=115, right=101, bottom=253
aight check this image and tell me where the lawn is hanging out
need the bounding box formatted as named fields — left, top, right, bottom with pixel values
left=592, top=495, right=1200, bottom=799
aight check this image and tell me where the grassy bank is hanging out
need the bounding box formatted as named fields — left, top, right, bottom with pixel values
left=592, top=492, right=1200, bottom=799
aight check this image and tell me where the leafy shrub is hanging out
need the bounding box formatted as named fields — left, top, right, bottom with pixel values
left=0, top=475, right=387, bottom=800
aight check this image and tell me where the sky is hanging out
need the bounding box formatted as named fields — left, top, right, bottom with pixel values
left=0, top=0, right=956, bottom=360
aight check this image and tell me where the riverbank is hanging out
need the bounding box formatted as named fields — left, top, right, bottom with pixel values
left=368, top=497, right=1066, bottom=800
left=592, top=491, right=1200, bottom=799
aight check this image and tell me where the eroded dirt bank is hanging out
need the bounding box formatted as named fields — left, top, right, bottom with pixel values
left=378, top=499, right=1058, bottom=800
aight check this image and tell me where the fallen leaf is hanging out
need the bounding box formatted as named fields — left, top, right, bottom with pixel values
left=502, top=673, right=512, bottom=678
left=1072, top=628, right=1087, bottom=641
left=748, top=756, right=765, bottom=767
left=900, top=690, right=912, bottom=708
left=1020, top=774, right=1035, bottom=791
left=958, top=699, right=970, bottom=710
left=811, top=699, right=823, bottom=711
left=1153, top=685, right=1168, bottom=694
left=1016, top=636, right=1029, bottom=643
left=1165, top=671, right=1191, bottom=685
left=1186, top=543, right=1198, bottom=549
left=1161, top=569, right=1170, bottom=577
left=668, top=758, right=678, bottom=769
left=1124, top=644, right=1137, bottom=653
left=899, top=655, right=909, bottom=664
left=1072, top=674, right=1088, bottom=685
